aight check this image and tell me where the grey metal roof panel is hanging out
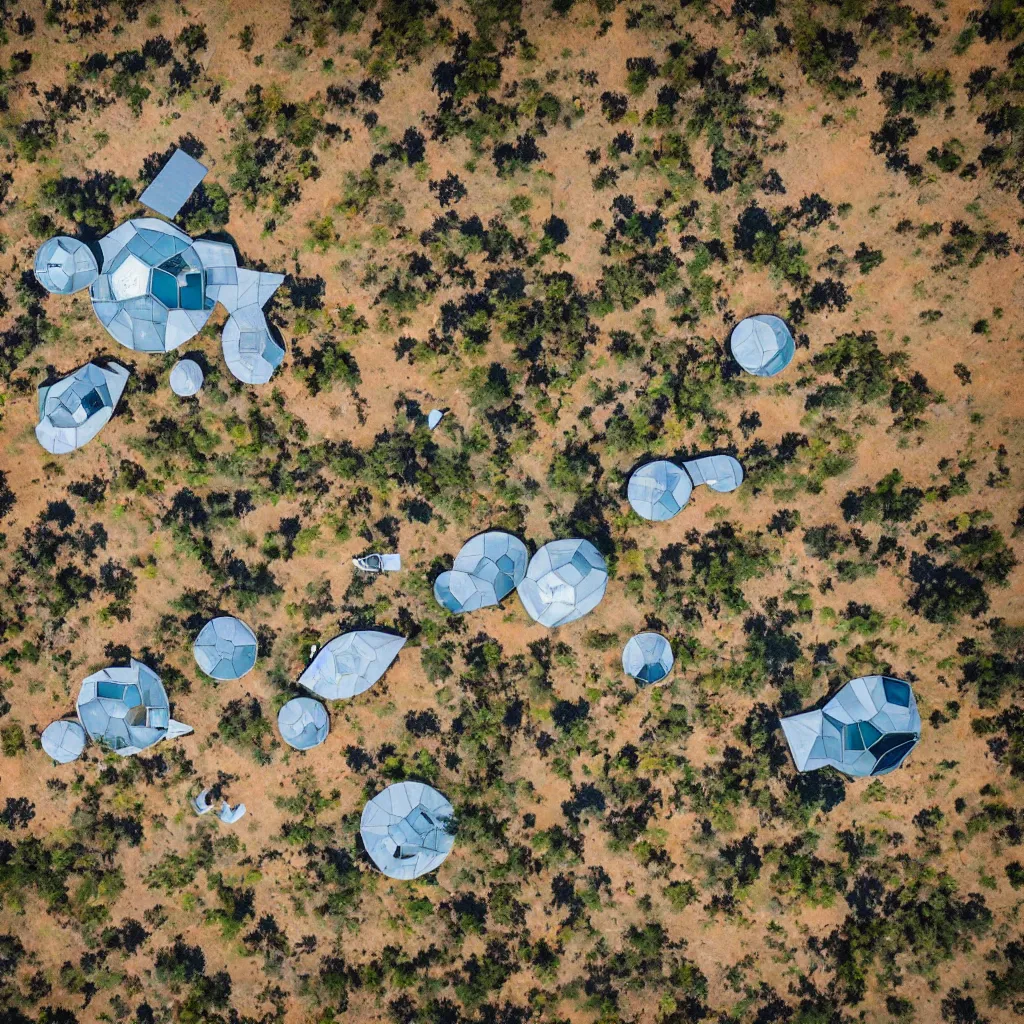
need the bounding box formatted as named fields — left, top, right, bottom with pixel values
left=139, top=149, right=208, bottom=218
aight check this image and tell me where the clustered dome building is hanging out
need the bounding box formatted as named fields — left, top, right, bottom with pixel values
left=781, top=675, right=922, bottom=777
left=628, top=454, right=744, bottom=522
left=434, top=531, right=529, bottom=614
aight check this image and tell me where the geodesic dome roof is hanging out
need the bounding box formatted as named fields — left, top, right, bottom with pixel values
left=222, top=305, right=285, bottom=384
left=298, top=631, right=406, bottom=701
left=781, top=675, right=921, bottom=777
left=682, top=455, right=744, bottom=493
left=41, top=720, right=86, bottom=763
left=730, top=314, right=795, bottom=377
left=193, top=616, right=258, bottom=680
left=35, top=361, right=129, bottom=454
left=34, top=236, right=98, bottom=294
left=278, top=697, right=329, bottom=750
left=76, top=660, right=191, bottom=756
left=517, top=539, right=608, bottom=628
left=90, top=218, right=214, bottom=353
left=170, top=358, right=204, bottom=396
left=627, top=461, right=693, bottom=521
left=434, top=531, right=529, bottom=614
left=622, top=633, right=674, bottom=686
left=360, top=782, right=455, bottom=880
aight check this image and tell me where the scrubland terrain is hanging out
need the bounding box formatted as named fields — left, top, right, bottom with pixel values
left=0, top=1, right=1023, bottom=1023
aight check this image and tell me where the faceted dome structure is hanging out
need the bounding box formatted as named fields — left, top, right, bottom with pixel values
left=781, top=676, right=921, bottom=777
left=298, top=631, right=406, bottom=701
left=434, top=531, right=529, bottom=614
left=36, top=361, right=129, bottom=454
left=360, top=782, right=455, bottom=880
left=170, top=358, right=204, bottom=396
left=33, top=147, right=285, bottom=384
left=90, top=218, right=215, bottom=352
left=192, top=616, right=258, bottom=680
left=34, top=236, right=98, bottom=294
left=517, top=539, right=608, bottom=628
left=41, top=720, right=87, bottom=763
left=278, top=697, right=329, bottom=750
left=730, top=314, right=795, bottom=377
left=682, top=455, right=744, bottom=493
left=622, top=633, right=674, bottom=686
left=76, top=659, right=192, bottom=756
left=222, top=305, right=285, bottom=385
left=627, top=461, right=693, bottom=521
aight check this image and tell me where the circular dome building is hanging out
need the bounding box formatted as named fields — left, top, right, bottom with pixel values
left=170, top=358, right=204, bottom=396
left=34, top=236, right=99, bottom=295
left=360, top=782, right=455, bottom=880
left=730, top=315, right=795, bottom=377
left=41, top=720, right=87, bottom=763
left=622, top=633, right=675, bottom=686
left=278, top=697, right=329, bottom=750
left=517, top=539, right=608, bottom=628
left=627, top=461, right=693, bottom=521
left=193, top=616, right=258, bottom=680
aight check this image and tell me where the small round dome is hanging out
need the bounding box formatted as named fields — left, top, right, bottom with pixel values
left=627, top=461, right=692, bottom=521
left=170, top=359, right=204, bottom=396
left=34, top=237, right=99, bottom=295
left=278, top=697, right=329, bottom=750
left=193, top=616, right=258, bottom=680
left=622, top=633, right=674, bottom=686
left=360, top=782, right=455, bottom=880
left=730, top=315, right=795, bottom=377
left=41, top=720, right=87, bottom=763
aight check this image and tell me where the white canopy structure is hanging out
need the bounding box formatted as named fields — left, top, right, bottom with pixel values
left=192, top=789, right=214, bottom=815
left=40, top=720, right=87, bottom=763
left=627, top=461, right=693, bottom=521
left=517, top=539, right=608, bottom=628
left=360, top=782, right=455, bottom=880
left=682, top=455, right=744, bottom=493
left=781, top=676, right=921, bottom=777
left=192, top=616, right=258, bottom=680
left=427, top=409, right=444, bottom=429
left=32, top=147, right=286, bottom=383
left=34, top=236, right=98, bottom=294
left=622, top=633, right=674, bottom=686
left=278, top=697, right=329, bottom=750
left=354, top=553, right=402, bottom=573
left=298, top=631, right=406, bottom=700
left=76, top=660, right=192, bottom=756
left=35, top=361, right=129, bottom=454
left=218, top=802, right=246, bottom=824
left=730, top=314, right=795, bottom=377
left=434, top=531, right=529, bottom=614
left=170, top=358, right=204, bottom=396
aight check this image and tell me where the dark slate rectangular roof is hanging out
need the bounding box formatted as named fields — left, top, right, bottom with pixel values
left=139, top=149, right=208, bottom=219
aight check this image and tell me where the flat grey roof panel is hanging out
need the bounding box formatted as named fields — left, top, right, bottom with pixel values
left=140, top=149, right=208, bottom=218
